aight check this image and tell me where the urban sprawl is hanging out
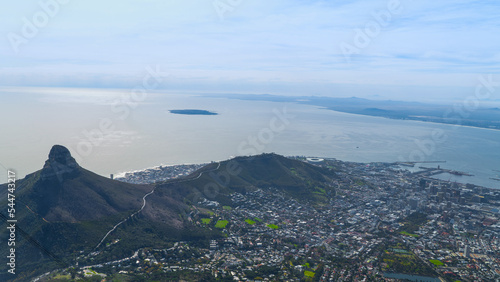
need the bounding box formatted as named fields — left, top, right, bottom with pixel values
left=42, top=157, right=500, bottom=281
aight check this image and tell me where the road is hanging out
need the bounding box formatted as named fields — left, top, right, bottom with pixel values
left=94, top=162, right=221, bottom=250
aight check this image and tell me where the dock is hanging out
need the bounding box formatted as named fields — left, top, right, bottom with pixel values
left=413, top=166, right=474, bottom=177
left=395, top=161, right=446, bottom=167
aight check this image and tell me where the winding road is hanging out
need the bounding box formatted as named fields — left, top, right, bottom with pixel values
left=94, top=162, right=222, bottom=251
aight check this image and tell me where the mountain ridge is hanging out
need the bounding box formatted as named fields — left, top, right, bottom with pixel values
left=0, top=146, right=337, bottom=280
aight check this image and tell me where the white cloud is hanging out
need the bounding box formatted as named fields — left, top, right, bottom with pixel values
left=0, top=0, right=499, bottom=100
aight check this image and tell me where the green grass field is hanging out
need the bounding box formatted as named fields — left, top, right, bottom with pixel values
left=388, top=248, right=411, bottom=254
left=245, top=219, right=256, bottom=225
left=267, top=224, right=279, bottom=230
left=201, top=218, right=212, bottom=224
left=223, top=206, right=232, bottom=210
left=400, top=231, right=419, bottom=237
left=215, top=220, right=229, bottom=229
left=304, top=270, right=315, bottom=278
left=52, top=274, right=71, bottom=280
left=429, top=259, right=444, bottom=266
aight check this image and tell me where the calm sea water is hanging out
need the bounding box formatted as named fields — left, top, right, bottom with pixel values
left=1, top=87, right=499, bottom=189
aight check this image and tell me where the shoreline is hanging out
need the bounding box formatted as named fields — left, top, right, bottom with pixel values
left=113, top=156, right=499, bottom=191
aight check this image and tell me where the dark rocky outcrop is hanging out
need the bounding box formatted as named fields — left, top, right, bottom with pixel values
left=40, top=145, right=80, bottom=182
left=30, top=145, right=151, bottom=222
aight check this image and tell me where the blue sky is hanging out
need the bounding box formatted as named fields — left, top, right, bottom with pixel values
left=1, top=0, right=499, bottom=102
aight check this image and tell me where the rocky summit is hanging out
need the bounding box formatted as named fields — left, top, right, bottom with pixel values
left=25, top=145, right=151, bottom=222
left=40, top=145, right=80, bottom=181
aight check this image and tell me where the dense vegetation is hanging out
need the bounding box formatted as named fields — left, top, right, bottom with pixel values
left=378, top=243, right=437, bottom=277
left=400, top=212, right=428, bottom=234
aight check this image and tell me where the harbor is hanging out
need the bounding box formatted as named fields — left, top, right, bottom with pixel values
left=399, top=162, right=475, bottom=178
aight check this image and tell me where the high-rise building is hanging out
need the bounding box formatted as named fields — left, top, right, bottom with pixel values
left=409, top=198, right=419, bottom=209
left=419, top=179, right=427, bottom=190
left=437, top=192, right=445, bottom=202
left=440, top=185, right=448, bottom=195
left=430, top=184, right=438, bottom=195
left=464, top=245, right=470, bottom=258
left=473, top=195, right=484, bottom=203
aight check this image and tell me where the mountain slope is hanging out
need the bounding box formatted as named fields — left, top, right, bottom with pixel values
left=0, top=148, right=337, bottom=281
left=0, top=146, right=195, bottom=280
left=155, top=153, right=337, bottom=207
left=15, top=145, right=152, bottom=222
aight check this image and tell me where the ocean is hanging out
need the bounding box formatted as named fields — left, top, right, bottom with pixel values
left=1, top=87, right=499, bottom=189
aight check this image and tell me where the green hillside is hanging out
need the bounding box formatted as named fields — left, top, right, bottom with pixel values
left=158, top=153, right=337, bottom=207
left=0, top=148, right=337, bottom=280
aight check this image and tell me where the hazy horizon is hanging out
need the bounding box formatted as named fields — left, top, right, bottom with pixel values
left=1, top=89, right=500, bottom=190
left=2, top=0, right=500, bottom=182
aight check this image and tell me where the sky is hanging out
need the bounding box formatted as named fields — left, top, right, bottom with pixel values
left=1, top=0, right=500, bottom=102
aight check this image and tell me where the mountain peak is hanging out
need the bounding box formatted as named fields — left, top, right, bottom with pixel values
left=48, top=145, right=77, bottom=165
left=41, top=145, right=80, bottom=181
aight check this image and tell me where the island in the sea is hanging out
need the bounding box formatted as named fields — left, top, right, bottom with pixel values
left=169, top=109, right=218, bottom=115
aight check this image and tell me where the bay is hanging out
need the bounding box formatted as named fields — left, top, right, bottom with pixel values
left=0, top=87, right=499, bottom=190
